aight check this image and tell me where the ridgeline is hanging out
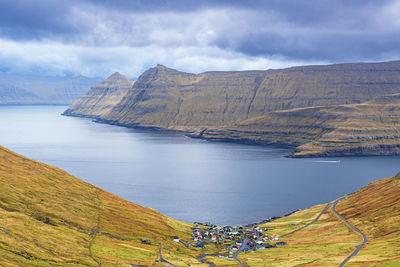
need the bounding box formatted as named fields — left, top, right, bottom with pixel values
left=63, top=60, right=400, bottom=157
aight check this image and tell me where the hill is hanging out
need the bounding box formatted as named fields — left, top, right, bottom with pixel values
left=1, top=145, right=400, bottom=266
left=63, top=72, right=134, bottom=118
left=95, top=61, right=400, bottom=132
left=0, top=72, right=101, bottom=104
left=0, top=146, right=208, bottom=266
left=200, top=93, right=400, bottom=157
left=235, top=174, right=400, bottom=266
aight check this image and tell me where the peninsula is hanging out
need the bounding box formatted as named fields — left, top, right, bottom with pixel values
left=63, top=60, right=400, bottom=157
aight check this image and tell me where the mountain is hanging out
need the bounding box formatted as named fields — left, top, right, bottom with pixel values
left=200, top=93, right=400, bottom=157
left=0, top=72, right=102, bottom=104
left=62, top=60, right=400, bottom=157
left=62, top=72, right=134, bottom=118
left=0, top=82, right=40, bottom=104
left=0, top=146, right=201, bottom=266
left=95, top=61, right=400, bottom=131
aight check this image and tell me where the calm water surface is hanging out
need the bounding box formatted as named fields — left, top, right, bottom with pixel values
left=1, top=105, right=399, bottom=225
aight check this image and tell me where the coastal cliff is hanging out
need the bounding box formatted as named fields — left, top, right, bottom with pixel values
left=64, top=60, right=400, bottom=157
left=98, top=61, right=400, bottom=131
left=62, top=72, right=134, bottom=118
left=200, top=93, right=400, bottom=157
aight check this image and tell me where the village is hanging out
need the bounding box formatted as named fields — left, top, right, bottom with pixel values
left=171, top=222, right=287, bottom=260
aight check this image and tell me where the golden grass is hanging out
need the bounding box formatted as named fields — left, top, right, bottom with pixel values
left=1, top=144, right=400, bottom=266
left=0, top=146, right=206, bottom=266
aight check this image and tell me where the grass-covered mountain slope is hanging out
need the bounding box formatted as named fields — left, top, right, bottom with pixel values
left=63, top=72, right=134, bottom=118
left=96, top=61, right=400, bottom=131
left=236, top=174, right=400, bottom=266
left=200, top=93, right=400, bottom=157
left=0, top=146, right=206, bottom=266
left=0, top=145, right=399, bottom=266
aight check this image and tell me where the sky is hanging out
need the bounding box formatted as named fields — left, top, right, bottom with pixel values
left=1, top=0, right=400, bottom=78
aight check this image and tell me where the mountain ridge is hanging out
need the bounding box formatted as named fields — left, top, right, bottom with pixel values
left=0, top=73, right=102, bottom=104
left=63, top=60, right=400, bottom=157
left=62, top=72, right=135, bottom=118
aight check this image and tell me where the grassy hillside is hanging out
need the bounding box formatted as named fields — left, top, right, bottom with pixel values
left=0, top=146, right=210, bottom=266
left=63, top=73, right=134, bottom=118
left=1, top=144, right=400, bottom=266
left=200, top=93, right=400, bottom=157
left=234, top=174, right=400, bottom=266
left=97, top=61, right=400, bottom=131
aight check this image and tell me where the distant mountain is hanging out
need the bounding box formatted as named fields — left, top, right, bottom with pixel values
left=63, top=72, right=134, bottom=118
left=0, top=82, right=40, bottom=104
left=0, top=72, right=102, bottom=104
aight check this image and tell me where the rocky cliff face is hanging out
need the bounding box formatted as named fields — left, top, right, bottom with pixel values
left=98, top=61, right=400, bottom=131
left=200, top=93, right=400, bottom=157
left=63, top=72, right=134, bottom=118
left=63, top=60, right=400, bottom=157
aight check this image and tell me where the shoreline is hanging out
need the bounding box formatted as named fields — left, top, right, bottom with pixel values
left=63, top=112, right=400, bottom=158
left=62, top=112, right=297, bottom=151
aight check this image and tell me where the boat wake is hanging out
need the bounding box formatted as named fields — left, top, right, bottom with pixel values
left=312, top=160, right=341, bottom=163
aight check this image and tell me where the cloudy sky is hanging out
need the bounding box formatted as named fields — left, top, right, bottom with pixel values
left=1, top=0, right=400, bottom=78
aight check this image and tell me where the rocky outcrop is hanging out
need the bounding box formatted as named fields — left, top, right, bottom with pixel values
left=63, top=72, right=134, bottom=118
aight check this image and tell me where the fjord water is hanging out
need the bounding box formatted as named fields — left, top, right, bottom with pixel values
left=1, top=105, right=400, bottom=225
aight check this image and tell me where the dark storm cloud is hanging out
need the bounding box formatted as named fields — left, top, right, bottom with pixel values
left=0, top=0, right=399, bottom=76
left=0, top=0, right=78, bottom=39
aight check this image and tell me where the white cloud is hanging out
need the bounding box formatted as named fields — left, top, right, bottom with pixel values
left=0, top=38, right=322, bottom=78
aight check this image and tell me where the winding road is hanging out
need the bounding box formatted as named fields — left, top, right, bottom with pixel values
left=233, top=235, right=249, bottom=267
left=188, top=196, right=366, bottom=267
left=281, top=202, right=331, bottom=237
left=197, top=252, right=218, bottom=267
left=332, top=197, right=367, bottom=267
left=158, top=243, right=176, bottom=266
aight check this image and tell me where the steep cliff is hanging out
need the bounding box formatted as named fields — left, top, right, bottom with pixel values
left=98, top=61, right=400, bottom=131
left=63, top=72, right=134, bottom=118
left=200, top=93, right=400, bottom=157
